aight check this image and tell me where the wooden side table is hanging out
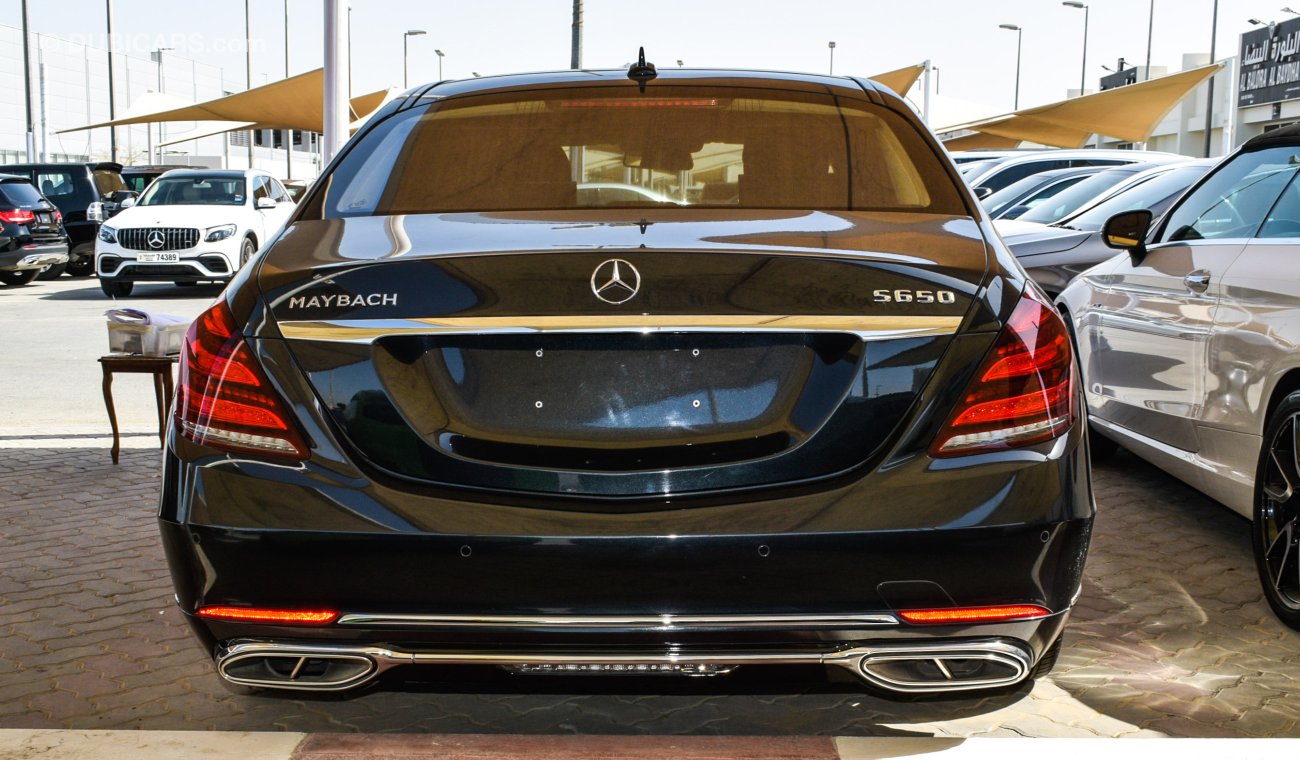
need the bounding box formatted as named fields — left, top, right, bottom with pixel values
left=98, top=354, right=179, bottom=464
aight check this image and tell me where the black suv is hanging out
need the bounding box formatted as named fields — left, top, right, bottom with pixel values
left=0, top=174, right=68, bottom=286
left=0, top=162, right=133, bottom=278
left=122, top=164, right=205, bottom=195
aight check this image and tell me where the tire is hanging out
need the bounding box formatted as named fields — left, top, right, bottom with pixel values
left=1255, top=392, right=1300, bottom=631
left=239, top=237, right=256, bottom=268
left=100, top=279, right=133, bottom=298
left=0, top=269, right=39, bottom=286
left=1030, top=636, right=1063, bottom=679
left=1088, top=425, right=1119, bottom=462
left=65, top=244, right=95, bottom=277
left=36, top=262, right=66, bottom=280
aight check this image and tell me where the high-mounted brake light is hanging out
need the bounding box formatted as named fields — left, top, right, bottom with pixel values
left=0, top=209, right=36, bottom=224
left=175, top=301, right=309, bottom=459
left=931, top=289, right=1075, bottom=456
left=898, top=604, right=1051, bottom=625
left=196, top=606, right=338, bottom=625
left=559, top=98, right=720, bottom=108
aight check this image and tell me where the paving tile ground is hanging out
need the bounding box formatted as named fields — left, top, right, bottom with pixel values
left=1, top=443, right=1298, bottom=737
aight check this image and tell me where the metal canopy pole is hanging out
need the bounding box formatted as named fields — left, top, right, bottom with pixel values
left=21, top=0, right=35, bottom=161
left=571, top=1, right=582, bottom=69
left=284, top=0, right=292, bottom=179
left=245, top=0, right=254, bottom=169
left=1203, top=0, right=1218, bottom=158
left=106, top=0, right=117, bottom=162
left=323, top=0, right=349, bottom=165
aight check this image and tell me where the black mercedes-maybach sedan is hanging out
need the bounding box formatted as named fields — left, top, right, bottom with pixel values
left=159, top=61, right=1093, bottom=696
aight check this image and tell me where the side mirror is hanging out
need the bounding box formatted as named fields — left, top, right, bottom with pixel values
left=1102, top=209, right=1153, bottom=263
left=1003, top=205, right=1030, bottom=219
left=119, top=196, right=136, bottom=209
left=256, top=196, right=277, bottom=210
left=974, top=186, right=993, bottom=200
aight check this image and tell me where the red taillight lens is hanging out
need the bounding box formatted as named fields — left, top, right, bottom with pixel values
left=931, top=289, right=1076, bottom=456
left=196, top=606, right=338, bottom=625
left=175, top=301, right=308, bottom=459
left=0, top=209, right=36, bottom=224
left=898, top=604, right=1051, bottom=625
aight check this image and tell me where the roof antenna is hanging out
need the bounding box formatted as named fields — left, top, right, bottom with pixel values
left=627, top=47, right=657, bottom=93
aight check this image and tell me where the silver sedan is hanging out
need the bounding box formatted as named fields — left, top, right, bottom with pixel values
left=1057, top=124, right=1300, bottom=630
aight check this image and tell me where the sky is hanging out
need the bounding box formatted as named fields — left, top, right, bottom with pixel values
left=5, top=0, right=1295, bottom=124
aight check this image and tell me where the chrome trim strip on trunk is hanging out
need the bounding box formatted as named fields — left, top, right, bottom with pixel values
left=334, top=612, right=900, bottom=629
left=215, top=638, right=1034, bottom=694
left=277, top=315, right=963, bottom=343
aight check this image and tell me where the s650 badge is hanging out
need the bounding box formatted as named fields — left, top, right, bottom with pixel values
left=873, top=289, right=956, bottom=304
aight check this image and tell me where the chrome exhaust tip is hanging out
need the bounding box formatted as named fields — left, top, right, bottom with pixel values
left=846, top=640, right=1033, bottom=693
left=217, top=643, right=379, bottom=691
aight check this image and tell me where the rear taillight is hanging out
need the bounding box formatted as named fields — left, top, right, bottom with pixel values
left=175, top=301, right=308, bottom=459
left=0, top=209, right=35, bottom=224
left=898, top=604, right=1051, bottom=625
left=196, top=606, right=338, bottom=625
left=931, top=289, right=1076, bottom=456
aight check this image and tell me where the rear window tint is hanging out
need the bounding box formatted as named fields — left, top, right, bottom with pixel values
left=0, top=180, right=45, bottom=207
left=317, top=86, right=966, bottom=217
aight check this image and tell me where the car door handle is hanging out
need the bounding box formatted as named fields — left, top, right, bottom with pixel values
left=1184, top=271, right=1211, bottom=293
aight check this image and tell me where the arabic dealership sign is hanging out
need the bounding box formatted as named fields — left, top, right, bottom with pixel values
left=1239, top=18, right=1300, bottom=108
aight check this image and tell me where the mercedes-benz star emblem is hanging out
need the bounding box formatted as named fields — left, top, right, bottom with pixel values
left=590, top=259, right=641, bottom=305
left=147, top=230, right=166, bottom=250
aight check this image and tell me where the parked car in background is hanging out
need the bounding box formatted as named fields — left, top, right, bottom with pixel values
left=982, top=166, right=1106, bottom=220
left=949, top=149, right=1040, bottom=165
left=122, top=164, right=204, bottom=195
left=997, top=160, right=1214, bottom=297
left=280, top=179, right=311, bottom=203
left=963, top=149, right=1177, bottom=197
left=95, top=168, right=295, bottom=297
left=0, top=174, right=68, bottom=286
left=1057, top=125, right=1300, bottom=629
left=0, top=161, right=133, bottom=279
left=1007, top=160, right=1185, bottom=227
left=160, top=67, right=1093, bottom=697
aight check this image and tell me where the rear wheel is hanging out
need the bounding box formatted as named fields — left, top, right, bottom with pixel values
left=36, top=262, right=66, bottom=280
left=0, top=269, right=39, bottom=286
left=1254, top=392, right=1300, bottom=631
left=65, top=244, right=95, bottom=277
left=100, top=279, right=133, bottom=298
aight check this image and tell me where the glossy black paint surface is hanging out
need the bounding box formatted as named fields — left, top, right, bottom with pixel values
left=160, top=69, right=1092, bottom=685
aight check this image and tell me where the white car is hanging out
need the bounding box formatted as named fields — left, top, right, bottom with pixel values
left=95, top=169, right=295, bottom=297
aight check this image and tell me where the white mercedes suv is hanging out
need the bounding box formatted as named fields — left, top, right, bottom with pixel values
left=95, top=168, right=295, bottom=297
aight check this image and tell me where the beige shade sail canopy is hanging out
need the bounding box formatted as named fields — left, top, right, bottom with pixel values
left=59, top=69, right=393, bottom=135
left=869, top=64, right=926, bottom=97
left=938, top=63, right=1222, bottom=148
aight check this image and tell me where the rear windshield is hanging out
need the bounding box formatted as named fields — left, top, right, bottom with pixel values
left=92, top=169, right=127, bottom=197
left=0, top=180, right=46, bottom=207
left=316, top=86, right=967, bottom=217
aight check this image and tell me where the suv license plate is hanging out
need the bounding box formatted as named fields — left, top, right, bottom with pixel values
left=137, top=252, right=180, bottom=263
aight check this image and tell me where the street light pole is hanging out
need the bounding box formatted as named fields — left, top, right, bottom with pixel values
left=1203, top=0, right=1219, bottom=158
left=828, top=41, right=836, bottom=75
left=152, top=48, right=172, bottom=164
left=323, top=0, right=349, bottom=164
left=1145, top=0, right=1156, bottom=80
left=999, top=24, right=1023, bottom=110
left=435, top=49, right=444, bottom=80
left=403, top=30, right=425, bottom=88
left=1063, top=2, right=1089, bottom=95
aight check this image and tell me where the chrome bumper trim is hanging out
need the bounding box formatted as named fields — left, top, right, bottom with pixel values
left=215, top=638, right=1034, bottom=694
left=334, top=612, right=900, bottom=630
left=277, top=315, right=963, bottom=343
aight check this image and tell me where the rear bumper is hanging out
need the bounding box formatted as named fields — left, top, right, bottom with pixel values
left=0, top=242, right=68, bottom=271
